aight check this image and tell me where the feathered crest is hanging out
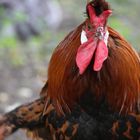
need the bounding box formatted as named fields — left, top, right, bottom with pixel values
left=87, top=0, right=111, bottom=16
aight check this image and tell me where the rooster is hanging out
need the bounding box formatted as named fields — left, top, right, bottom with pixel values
left=0, top=0, right=140, bottom=140
left=45, top=0, right=140, bottom=116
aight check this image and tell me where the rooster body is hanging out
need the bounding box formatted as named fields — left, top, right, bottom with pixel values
left=46, top=0, right=140, bottom=115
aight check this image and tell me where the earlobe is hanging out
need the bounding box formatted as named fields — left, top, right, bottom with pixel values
left=80, top=30, right=88, bottom=44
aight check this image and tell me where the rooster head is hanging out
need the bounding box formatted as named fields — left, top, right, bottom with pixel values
left=76, top=0, right=112, bottom=74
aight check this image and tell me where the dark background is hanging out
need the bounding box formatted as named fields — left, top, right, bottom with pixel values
left=0, top=0, right=139, bottom=139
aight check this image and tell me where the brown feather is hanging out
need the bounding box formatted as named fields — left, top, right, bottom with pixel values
left=46, top=22, right=87, bottom=113
left=101, top=27, right=140, bottom=114
left=41, top=19, right=140, bottom=115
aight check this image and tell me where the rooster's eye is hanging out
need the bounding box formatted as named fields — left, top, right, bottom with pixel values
left=97, top=27, right=104, bottom=32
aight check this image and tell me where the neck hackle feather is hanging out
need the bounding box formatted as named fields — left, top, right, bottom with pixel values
left=41, top=0, right=140, bottom=115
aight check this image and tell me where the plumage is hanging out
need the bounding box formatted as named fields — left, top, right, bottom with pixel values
left=0, top=95, right=140, bottom=140
left=0, top=0, right=140, bottom=140
left=45, top=0, right=140, bottom=115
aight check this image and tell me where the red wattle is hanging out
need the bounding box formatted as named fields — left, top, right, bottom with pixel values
left=76, top=38, right=97, bottom=74
left=93, top=40, right=108, bottom=71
